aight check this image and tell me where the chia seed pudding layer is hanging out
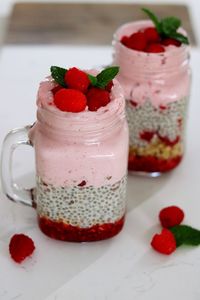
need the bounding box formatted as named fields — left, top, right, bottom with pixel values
left=36, top=175, right=127, bottom=228
left=126, top=97, right=188, bottom=172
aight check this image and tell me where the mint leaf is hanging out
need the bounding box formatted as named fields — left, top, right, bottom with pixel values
left=169, top=31, right=189, bottom=45
left=50, top=66, right=67, bottom=87
left=170, top=225, right=200, bottom=247
left=96, top=66, right=119, bottom=89
left=142, top=8, right=162, bottom=34
left=161, top=17, right=181, bottom=35
left=88, top=74, right=98, bottom=86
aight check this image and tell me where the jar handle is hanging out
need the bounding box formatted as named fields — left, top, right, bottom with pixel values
left=1, top=125, right=34, bottom=207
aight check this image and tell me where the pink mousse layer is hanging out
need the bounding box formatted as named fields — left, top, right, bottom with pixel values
left=30, top=76, right=128, bottom=187
left=113, top=20, right=190, bottom=107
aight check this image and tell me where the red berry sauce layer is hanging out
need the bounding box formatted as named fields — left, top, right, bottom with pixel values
left=39, top=216, right=125, bottom=242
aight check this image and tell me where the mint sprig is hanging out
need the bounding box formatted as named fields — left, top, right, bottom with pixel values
left=170, top=225, right=200, bottom=247
left=142, top=8, right=189, bottom=45
left=50, top=66, right=67, bottom=87
left=88, top=66, right=119, bottom=89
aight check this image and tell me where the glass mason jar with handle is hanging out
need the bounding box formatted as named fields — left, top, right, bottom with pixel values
left=1, top=76, right=129, bottom=242
left=113, top=21, right=191, bottom=176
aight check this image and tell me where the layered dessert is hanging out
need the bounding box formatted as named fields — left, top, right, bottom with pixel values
left=113, top=8, right=190, bottom=175
left=30, top=66, right=129, bottom=242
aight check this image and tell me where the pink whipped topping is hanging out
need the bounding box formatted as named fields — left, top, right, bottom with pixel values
left=30, top=76, right=128, bottom=187
left=113, top=20, right=191, bottom=107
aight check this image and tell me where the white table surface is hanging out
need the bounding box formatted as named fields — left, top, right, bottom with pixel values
left=0, top=45, right=200, bottom=300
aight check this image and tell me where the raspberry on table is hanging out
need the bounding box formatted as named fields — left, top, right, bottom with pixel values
left=64, top=67, right=90, bottom=93
left=159, top=206, right=184, bottom=228
left=151, top=228, right=176, bottom=255
left=87, top=87, right=110, bottom=111
left=54, top=88, right=87, bottom=112
left=9, top=234, right=35, bottom=263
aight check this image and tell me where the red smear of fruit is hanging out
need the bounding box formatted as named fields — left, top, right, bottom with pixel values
left=39, top=216, right=125, bottom=242
left=78, top=180, right=86, bottom=187
left=144, top=27, right=160, bottom=43
left=54, top=88, right=87, bottom=112
left=146, top=43, right=165, bottom=53
left=151, top=228, right=176, bottom=255
left=130, top=100, right=138, bottom=107
left=158, top=135, right=180, bottom=146
left=162, top=38, right=181, bottom=47
left=87, top=87, right=110, bottom=111
left=9, top=234, right=35, bottom=263
left=159, top=206, right=184, bottom=228
left=140, top=131, right=155, bottom=142
left=125, top=32, right=147, bottom=51
left=65, top=67, right=90, bottom=93
left=128, top=153, right=182, bottom=173
left=159, top=105, right=167, bottom=110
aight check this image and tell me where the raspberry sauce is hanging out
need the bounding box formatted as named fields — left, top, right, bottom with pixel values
left=128, top=154, right=182, bottom=173
left=39, top=216, right=125, bottom=242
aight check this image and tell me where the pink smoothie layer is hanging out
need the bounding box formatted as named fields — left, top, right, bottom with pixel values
left=30, top=76, right=128, bottom=187
left=113, top=20, right=190, bottom=107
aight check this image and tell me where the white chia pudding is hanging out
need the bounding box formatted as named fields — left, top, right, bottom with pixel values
left=36, top=175, right=127, bottom=228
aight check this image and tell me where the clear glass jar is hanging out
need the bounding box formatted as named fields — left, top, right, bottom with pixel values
left=1, top=77, right=129, bottom=242
left=113, top=21, right=191, bottom=176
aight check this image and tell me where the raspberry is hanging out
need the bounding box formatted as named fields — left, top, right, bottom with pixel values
left=151, top=228, right=176, bottom=255
left=105, top=80, right=113, bottom=92
left=162, top=38, right=181, bottom=47
left=54, top=88, right=87, bottom=112
left=64, top=67, right=90, bottom=93
left=159, top=206, right=184, bottom=228
left=144, top=27, right=160, bottom=43
left=121, top=35, right=129, bottom=47
left=125, top=32, right=147, bottom=51
left=146, top=43, right=165, bottom=53
left=9, top=234, right=35, bottom=263
left=87, top=88, right=110, bottom=111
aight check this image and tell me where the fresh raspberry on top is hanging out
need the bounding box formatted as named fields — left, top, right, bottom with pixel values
left=9, top=234, right=35, bottom=263
left=121, top=36, right=129, bottom=47
left=143, top=27, right=160, bottom=43
left=64, top=67, right=90, bottom=93
left=105, top=80, right=113, bottom=92
left=146, top=43, right=165, bottom=53
left=162, top=38, right=181, bottom=47
left=122, top=32, right=147, bottom=51
left=54, top=88, right=87, bottom=112
left=159, top=206, right=184, bottom=228
left=151, top=228, right=176, bottom=255
left=87, top=87, right=110, bottom=111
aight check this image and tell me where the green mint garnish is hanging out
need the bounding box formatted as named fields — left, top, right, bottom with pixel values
left=50, top=66, right=67, bottom=87
left=88, top=66, right=119, bottom=89
left=88, top=74, right=98, bottom=86
left=142, top=8, right=189, bottom=45
left=142, top=8, right=162, bottom=34
left=170, top=225, right=200, bottom=247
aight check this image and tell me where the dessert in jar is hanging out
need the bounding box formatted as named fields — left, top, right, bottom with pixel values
left=29, top=66, right=129, bottom=242
left=113, top=8, right=191, bottom=176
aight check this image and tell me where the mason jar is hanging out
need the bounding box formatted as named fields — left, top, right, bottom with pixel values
left=113, top=21, right=191, bottom=176
left=1, top=77, right=129, bottom=242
